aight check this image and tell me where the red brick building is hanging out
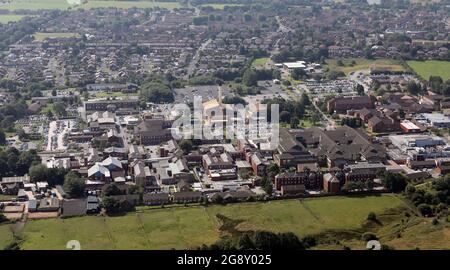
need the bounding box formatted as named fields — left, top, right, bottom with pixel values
left=327, top=95, right=375, bottom=114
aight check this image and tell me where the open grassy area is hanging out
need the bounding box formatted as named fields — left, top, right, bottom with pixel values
left=82, top=1, right=182, bottom=9
left=251, top=57, right=269, bottom=68
left=0, top=225, right=14, bottom=250
left=325, top=58, right=407, bottom=75
left=377, top=217, right=450, bottom=250
left=16, top=207, right=219, bottom=250
left=406, top=60, right=450, bottom=81
left=0, top=194, right=424, bottom=250
left=0, top=14, right=25, bottom=23
left=0, top=0, right=71, bottom=10
left=0, top=0, right=181, bottom=11
left=0, top=194, right=15, bottom=201
left=33, top=32, right=79, bottom=41
left=199, top=3, right=245, bottom=9
left=40, top=103, right=54, bottom=114
left=207, top=195, right=407, bottom=236
left=299, top=119, right=313, bottom=128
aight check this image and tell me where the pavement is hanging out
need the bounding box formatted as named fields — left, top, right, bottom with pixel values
left=46, top=119, right=76, bottom=151
left=184, top=38, right=212, bottom=79
left=348, top=69, right=372, bottom=93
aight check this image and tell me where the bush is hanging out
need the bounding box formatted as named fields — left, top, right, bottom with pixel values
left=367, top=212, right=377, bottom=221
left=103, top=184, right=123, bottom=196
left=246, top=196, right=255, bottom=202
left=417, top=203, right=433, bottom=217
left=431, top=218, right=439, bottom=225
left=361, top=232, right=378, bottom=242
left=210, top=193, right=224, bottom=204
left=102, top=197, right=121, bottom=214
left=0, top=213, right=8, bottom=223
left=302, top=235, right=317, bottom=248
left=381, top=244, right=395, bottom=250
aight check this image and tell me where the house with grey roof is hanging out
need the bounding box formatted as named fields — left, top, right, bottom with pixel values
left=61, top=198, right=87, bottom=217
left=292, top=126, right=386, bottom=168
left=274, top=128, right=316, bottom=168
left=143, top=192, right=170, bottom=205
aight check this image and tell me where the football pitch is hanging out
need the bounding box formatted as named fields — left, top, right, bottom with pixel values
left=406, top=60, right=450, bottom=81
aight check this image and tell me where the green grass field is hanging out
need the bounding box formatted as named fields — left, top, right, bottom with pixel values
left=199, top=3, right=244, bottom=9
left=0, top=0, right=71, bottom=10
left=0, top=194, right=416, bottom=250
left=251, top=57, right=269, bottom=68
left=82, top=1, right=181, bottom=9
left=0, top=225, right=14, bottom=250
left=0, top=14, right=25, bottom=23
left=406, top=60, right=450, bottom=81
left=0, top=0, right=181, bottom=11
left=0, top=194, right=15, bottom=201
left=33, top=32, right=79, bottom=41
left=326, top=58, right=407, bottom=75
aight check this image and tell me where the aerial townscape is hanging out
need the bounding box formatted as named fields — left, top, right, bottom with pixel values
left=0, top=0, right=449, bottom=252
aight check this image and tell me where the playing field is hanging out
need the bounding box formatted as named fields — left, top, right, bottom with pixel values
left=251, top=57, right=269, bottom=68
left=406, top=60, right=450, bottom=81
left=82, top=1, right=181, bottom=9
left=326, top=58, right=407, bottom=75
left=199, top=3, right=244, bottom=9
left=33, top=32, right=79, bottom=41
left=0, top=194, right=410, bottom=250
left=0, top=14, right=25, bottom=23
left=0, top=0, right=181, bottom=11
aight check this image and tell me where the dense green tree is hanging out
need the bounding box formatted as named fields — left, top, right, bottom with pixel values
left=252, top=231, right=280, bottom=250
left=29, top=164, right=50, bottom=182
left=417, top=204, right=433, bottom=217
left=102, top=196, right=121, bottom=214
left=378, top=171, right=408, bottom=193
left=179, top=139, right=193, bottom=154
left=140, top=82, right=174, bottom=103
left=103, top=184, right=123, bottom=196
left=280, top=111, right=291, bottom=123
left=278, top=232, right=305, bottom=250
left=406, top=81, right=422, bottom=95
left=290, top=116, right=299, bottom=128
left=0, top=129, right=6, bottom=145
left=63, top=172, right=85, bottom=198
left=266, top=163, right=280, bottom=178
left=242, top=69, right=258, bottom=87
left=299, top=93, right=311, bottom=107
left=53, top=102, right=67, bottom=117
left=355, top=84, right=365, bottom=95
left=29, top=164, right=67, bottom=186
left=291, top=68, right=306, bottom=80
